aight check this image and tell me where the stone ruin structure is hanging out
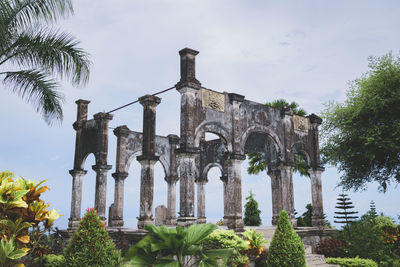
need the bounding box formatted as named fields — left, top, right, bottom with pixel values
left=68, top=48, right=326, bottom=232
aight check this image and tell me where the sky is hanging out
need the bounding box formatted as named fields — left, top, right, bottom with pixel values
left=1, top=0, right=400, bottom=229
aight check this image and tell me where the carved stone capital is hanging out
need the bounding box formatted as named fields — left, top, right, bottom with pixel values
left=69, top=169, right=87, bottom=176
left=92, top=165, right=112, bottom=172
left=112, top=172, right=129, bottom=180
left=307, top=113, right=323, bottom=125
left=113, top=125, right=131, bottom=137
left=93, top=112, right=113, bottom=121
left=167, top=134, right=180, bottom=145
left=165, top=175, right=179, bottom=183
left=138, top=94, right=161, bottom=109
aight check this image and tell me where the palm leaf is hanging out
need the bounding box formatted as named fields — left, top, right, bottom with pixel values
left=1, top=69, right=64, bottom=124
left=185, top=223, right=217, bottom=246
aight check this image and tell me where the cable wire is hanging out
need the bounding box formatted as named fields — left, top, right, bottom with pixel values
left=106, top=85, right=176, bottom=114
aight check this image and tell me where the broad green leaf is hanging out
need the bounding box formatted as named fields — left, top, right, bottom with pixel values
left=185, top=223, right=217, bottom=246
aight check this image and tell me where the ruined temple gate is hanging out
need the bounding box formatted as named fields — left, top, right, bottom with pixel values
left=68, top=48, right=325, bottom=232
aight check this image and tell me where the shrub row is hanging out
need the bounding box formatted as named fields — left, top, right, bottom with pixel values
left=326, top=257, right=378, bottom=267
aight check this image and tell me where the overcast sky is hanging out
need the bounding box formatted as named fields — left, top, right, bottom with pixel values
left=1, top=0, right=400, bottom=229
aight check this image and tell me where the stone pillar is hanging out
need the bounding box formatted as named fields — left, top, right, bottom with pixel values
left=268, top=169, right=282, bottom=226
left=68, top=169, right=87, bottom=229
left=92, top=165, right=112, bottom=221
left=177, top=152, right=198, bottom=226
left=196, top=179, right=207, bottom=224
left=109, top=172, right=128, bottom=227
left=220, top=174, right=228, bottom=225
left=224, top=154, right=245, bottom=232
left=279, top=164, right=296, bottom=226
left=136, top=94, right=161, bottom=229
left=165, top=176, right=178, bottom=226
left=308, top=167, right=325, bottom=227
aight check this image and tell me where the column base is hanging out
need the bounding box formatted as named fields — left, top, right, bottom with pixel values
left=224, top=216, right=244, bottom=232
left=165, top=217, right=177, bottom=226
left=68, top=218, right=80, bottom=230
left=197, top=217, right=207, bottom=224
left=177, top=216, right=197, bottom=227
left=109, top=219, right=124, bottom=227
left=137, top=217, right=153, bottom=229
left=311, top=217, right=326, bottom=227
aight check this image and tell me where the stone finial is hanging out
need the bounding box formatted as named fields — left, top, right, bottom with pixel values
left=228, top=93, right=245, bottom=103
left=138, top=94, right=161, bottom=109
left=307, top=113, right=323, bottom=125
left=93, top=112, right=113, bottom=121
left=167, top=134, right=180, bottom=145
left=113, top=125, right=131, bottom=137
left=176, top=47, right=201, bottom=89
left=75, top=99, right=90, bottom=122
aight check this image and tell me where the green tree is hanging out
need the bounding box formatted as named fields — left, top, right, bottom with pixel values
left=334, top=193, right=358, bottom=232
left=297, top=203, right=313, bottom=227
left=243, top=190, right=262, bottom=226
left=0, top=0, right=90, bottom=125
left=321, top=52, right=400, bottom=192
left=64, top=208, right=121, bottom=267
left=247, top=99, right=309, bottom=177
left=267, top=210, right=306, bottom=267
left=368, top=200, right=378, bottom=218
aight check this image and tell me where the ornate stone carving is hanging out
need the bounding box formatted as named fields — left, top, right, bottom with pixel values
left=202, top=88, right=225, bottom=112
left=293, top=115, right=309, bottom=133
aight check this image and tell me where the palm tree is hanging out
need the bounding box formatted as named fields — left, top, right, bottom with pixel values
left=247, top=99, right=309, bottom=177
left=0, top=0, right=90, bottom=125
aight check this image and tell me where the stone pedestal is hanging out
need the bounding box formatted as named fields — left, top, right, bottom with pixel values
left=109, top=172, right=128, bottom=227
left=155, top=205, right=167, bottom=226
left=68, top=169, right=87, bottom=229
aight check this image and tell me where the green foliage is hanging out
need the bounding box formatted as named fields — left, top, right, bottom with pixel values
left=242, top=228, right=268, bottom=266
left=202, top=228, right=248, bottom=266
left=368, top=201, right=378, bottom=218
left=34, top=254, right=65, bottom=267
left=64, top=208, right=121, bottom=267
left=265, top=99, right=307, bottom=116
left=0, top=0, right=90, bottom=124
left=0, top=170, right=61, bottom=266
left=321, top=52, right=400, bottom=192
left=124, top=223, right=233, bottom=267
left=244, top=191, right=262, bottom=226
left=316, top=238, right=347, bottom=258
left=326, top=257, right=378, bottom=267
left=267, top=210, right=306, bottom=267
left=296, top=204, right=312, bottom=227
left=334, top=193, right=358, bottom=231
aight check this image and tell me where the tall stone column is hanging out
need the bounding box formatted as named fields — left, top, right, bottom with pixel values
left=165, top=176, right=178, bottom=225
left=68, top=169, right=87, bottom=229
left=220, top=174, right=228, bottom=225
left=268, top=169, right=282, bottom=226
left=93, top=165, right=112, bottom=221
left=308, top=167, right=325, bottom=227
left=196, top=179, right=207, bottom=224
left=224, top=154, right=245, bottom=232
left=177, top=152, right=198, bottom=226
left=137, top=94, right=161, bottom=229
left=109, top=172, right=128, bottom=227
left=279, top=164, right=296, bottom=226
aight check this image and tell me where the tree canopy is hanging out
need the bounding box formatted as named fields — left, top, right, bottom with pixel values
left=0, top=0, right=90, bottom=125
left=321, top=53, right=400, bottom=192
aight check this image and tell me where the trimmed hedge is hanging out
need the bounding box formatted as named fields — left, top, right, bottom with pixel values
left=34, top=254, right=65, bottom=267
left=326, top=257, right=378, bottom=267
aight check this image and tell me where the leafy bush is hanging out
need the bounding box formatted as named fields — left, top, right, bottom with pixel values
left=64, top=208, right=121, bottom=267
left=380, top=258, right=400, bottom=267
left=202, top=228, right=248, bottom=266
left=326, top=257, right=378, bottom=267
left=0, top=170, right=61, bottom=266
left=244, top=191, right=262, bottom=226
left=34, top=254, right=65, bottom=267
left=316, top=238, right=347, bottom=258
left=125, top=223, right=233, bottom=266
left=297, top=204, right=313, bottom=227
left=242, top=228, right=268, bottom=266
left=267, top=210, right=306, bottom=267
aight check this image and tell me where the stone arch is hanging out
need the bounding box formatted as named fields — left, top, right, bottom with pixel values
left=79, top=152, right=97, bottom=170
left=292, top=142, right=312, bottom=167
left=202, top=162, right=224, bottom=180
left=125, top=150, right=170, bottom=177
left=194, top=122, right=232, bottom=151
left=240, top=125, right=283, bottom=161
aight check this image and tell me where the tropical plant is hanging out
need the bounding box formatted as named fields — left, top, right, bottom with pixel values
left=242, top=228, right=268, bottom=266
left=0, top=0, right=90, bottom=125
left=321, top=52, right=400, bottom=192
left=0, top=170, right=61, bottom=266
left=64, top=208, right=121, bottom=267
left=243, top=190, right=262, bottom=226
left=34, top=254, right=65, bottom=267
left=202, top=229, right=248, bottom=266
left=125, top=223, right=233, bottom=267
left=296, top=203, right=313, bottom=227
left=265, top=99, right=307, bottom=116
left=267, top=210, right=306, bottom=267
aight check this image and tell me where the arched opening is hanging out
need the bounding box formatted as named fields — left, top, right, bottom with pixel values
left=203, top=166, right=224, bottom=224
left=153, top=160, right=168, bottom=217
left=80, top=153, right=96, bottom=218
left=124, top=152, right=141, bottom=228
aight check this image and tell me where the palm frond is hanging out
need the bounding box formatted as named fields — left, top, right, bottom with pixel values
left=1, top=69, right=64, bottom=124
left=4, top=0, right=73, bottom=31
left=247, top=153, right=267, bottom=175
left=1, top=28, right=90, bottom=86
